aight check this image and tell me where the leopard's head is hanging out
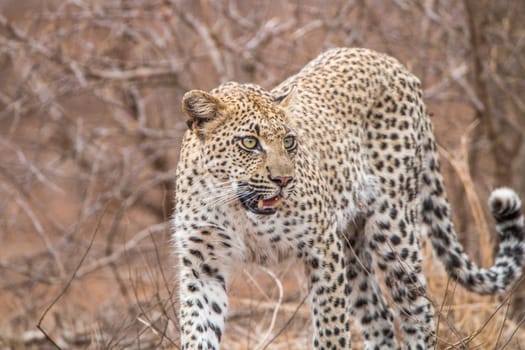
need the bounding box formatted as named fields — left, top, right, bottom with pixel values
left=182, top=83, right=297, bottom=215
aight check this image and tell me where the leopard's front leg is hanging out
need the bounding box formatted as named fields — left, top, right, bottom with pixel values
left=307, top=220, right=352, bottom=350
left=175, top=226, right=232, bottom=350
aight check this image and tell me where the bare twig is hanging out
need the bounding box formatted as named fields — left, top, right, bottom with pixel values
left=36, top=206, right=106, bottom=348
left=76, top=222, right=168, bottom=278
left=254, top=267, right=284, bottom=350
left=438, top=120, right=492, bottom=265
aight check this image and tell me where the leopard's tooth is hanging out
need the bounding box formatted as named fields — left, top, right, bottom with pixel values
left=258, top=199, right=264, bottom=209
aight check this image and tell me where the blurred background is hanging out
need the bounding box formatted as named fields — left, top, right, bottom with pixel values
left=1, top=0, right=524, bottom=349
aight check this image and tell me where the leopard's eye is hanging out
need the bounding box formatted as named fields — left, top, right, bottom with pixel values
left=283, top=135, right=296, bottom=151
left=240, top=136, right=259, bottom=150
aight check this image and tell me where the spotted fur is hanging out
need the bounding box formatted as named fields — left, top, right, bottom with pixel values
left=173, top=48, right=524, bottom=350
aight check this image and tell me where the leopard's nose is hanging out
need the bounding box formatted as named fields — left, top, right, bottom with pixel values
left=269, top=175, right=293, bottom=187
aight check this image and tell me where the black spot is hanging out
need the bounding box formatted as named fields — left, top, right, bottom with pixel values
left=390, top=234, right=401, bottom=246
left=211, top=302, right=222, bottom=314
left=189, top=236, right=203, bottom=243
left=187, top=283, right=199, bottom=292
left=378, top=221, right=390, bottom=230
left=448, top=253, right=462, bottom=269
left=373, top=233, right=386, bottom=242
left=189, top=249, right=204, bottom=260
left=310, top=257, right=320, bottom=269
left=355, top=298, right=368, bottom=308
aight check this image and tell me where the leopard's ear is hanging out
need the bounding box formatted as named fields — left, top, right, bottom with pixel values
left=182, top=90, right=225, bottom=139
left=273, top=85, right=296, bottom=109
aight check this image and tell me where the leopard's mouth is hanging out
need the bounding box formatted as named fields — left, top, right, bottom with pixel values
left=240, top=193, right=283, bottom=215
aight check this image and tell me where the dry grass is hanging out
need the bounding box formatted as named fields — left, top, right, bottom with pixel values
left=1, top=1, right=525, bottom=349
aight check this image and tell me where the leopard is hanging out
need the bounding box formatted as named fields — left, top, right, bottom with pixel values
left=172, top=47, right=525, bottom=350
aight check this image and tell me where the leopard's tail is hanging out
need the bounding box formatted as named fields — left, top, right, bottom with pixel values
left=421, top=134, right=524, bottom=294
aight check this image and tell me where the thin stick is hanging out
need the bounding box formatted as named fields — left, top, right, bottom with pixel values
left=255, top=267, right=284, bottom=350
left=36, top=207, right=106, bottom=348
left=261, top=292, right=310, bottom=350
left=500, top=315, right=525, bottom=350
left=494, top=300, right=510, bottom=350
